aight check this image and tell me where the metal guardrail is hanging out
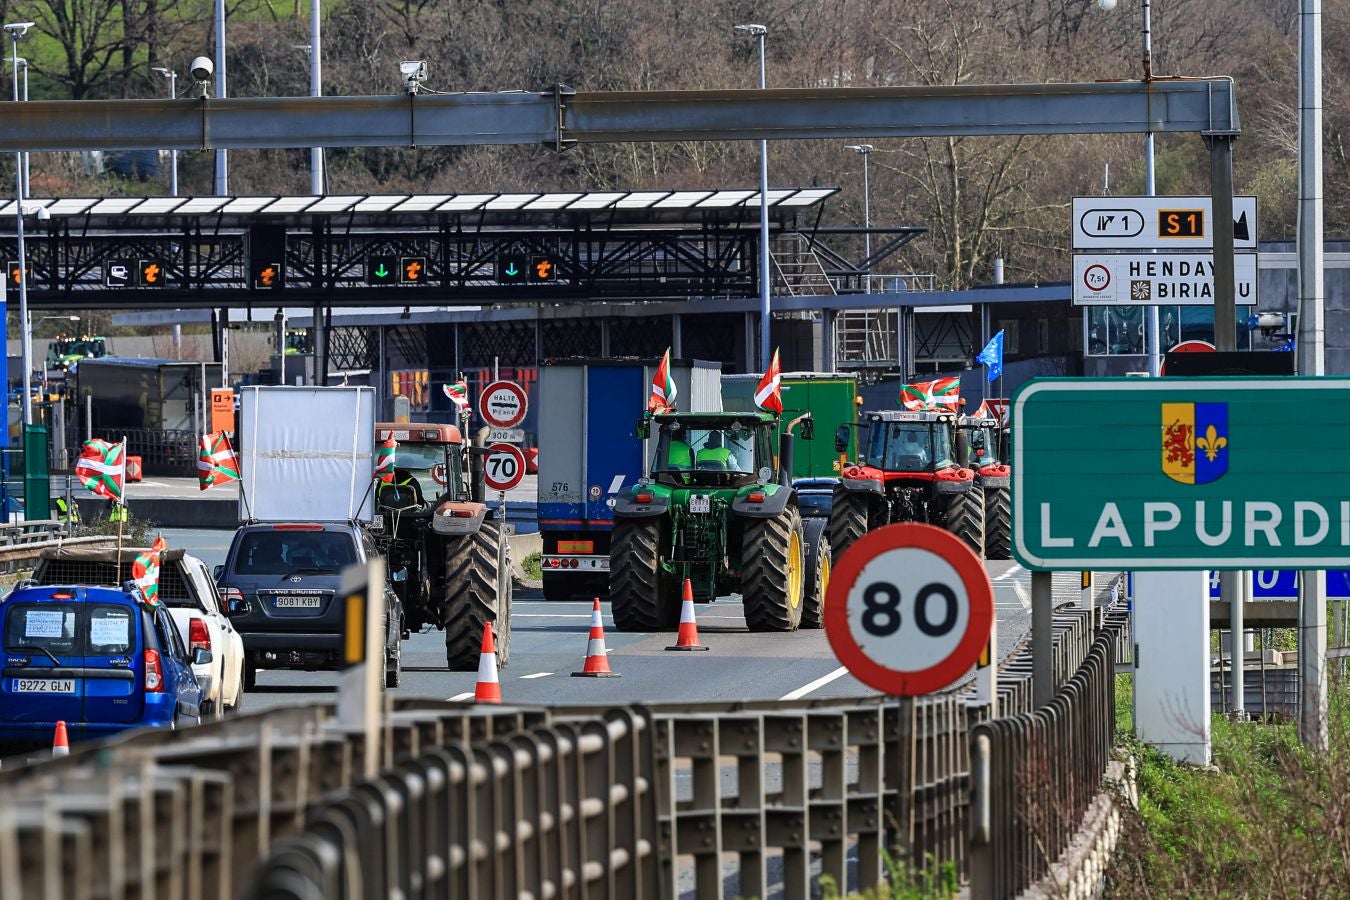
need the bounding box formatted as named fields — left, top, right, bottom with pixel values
left=0, top=597, right=1117, bottom=900
left=0, top=523, right=108, bottom=574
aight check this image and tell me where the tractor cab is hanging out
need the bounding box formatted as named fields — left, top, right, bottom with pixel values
left=374, top=423, right=467, bottom=504
left=858, top=410, right=959, bottom=474
left=648, top=413, right=777, bottom=488
left=957, top=414, right=1002, bottom=469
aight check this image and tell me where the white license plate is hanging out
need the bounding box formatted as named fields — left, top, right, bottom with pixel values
left=689, top=495, right=711, bottom=514
left=274, top=596, right=323, bottom=608
left=12, top=678, right=76, bottom=693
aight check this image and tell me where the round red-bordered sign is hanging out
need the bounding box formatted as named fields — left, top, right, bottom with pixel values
left=479, top=380, right=528, bottom=429
left=825, top=522, right=994, bottom=696
left=482, top=442, right=527, bottom=492
left=1159, top=339, right=1215, bottom=377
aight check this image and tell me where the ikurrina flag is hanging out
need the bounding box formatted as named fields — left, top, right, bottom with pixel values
left=75, top=438, right=126, bottom=502
left=375, top=435, right=397, bottom=484
left=132, top=535, right=169, bottom=609
left=900, top=377, right=960, bottom=411
left=443, top=381, right=470, bottom=412
left=198, top=431, right=240, bottom=491
left=754, top=348, right=783, bottom=414
left=649, top=348, right=677, bottom=413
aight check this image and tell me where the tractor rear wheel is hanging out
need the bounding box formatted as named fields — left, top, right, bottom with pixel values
left=442, top=521, right=511, bottom=671
left=984, top=486, right=1012, bottom=560
left=610, top=520, right=675, bottom=631
left=743, top=506, right=806, bottom=632
left=800, top=517, right=830, bottom=630
left=946, top=486, right=986, bottom=558
left=829, top=489, right=870, bottom=562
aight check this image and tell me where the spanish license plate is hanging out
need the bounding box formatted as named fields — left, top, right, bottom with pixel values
left=12, top=678, right=76, bottom=693
left=274, top=596, right=323, bottom=608
left=689, top=495, right=711, bottom=514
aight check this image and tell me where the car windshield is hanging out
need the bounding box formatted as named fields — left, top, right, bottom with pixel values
left=867, top=422, right=955, bottom=471
left=654, top=423, right=757, bottom=475
left=234, top=531, right=357, bottom=575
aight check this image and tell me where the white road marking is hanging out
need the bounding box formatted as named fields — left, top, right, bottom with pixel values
left=993, top=565, right=1025, bottom=582
left=520, top=672, right=552, bottom=679
left=1012, top=582, right=1030, bottom=610
left=448, top=691, right=474, bottom=702
left=780, top=666, right=849, bottom=701
left=512, top=613, right=593, bottom=618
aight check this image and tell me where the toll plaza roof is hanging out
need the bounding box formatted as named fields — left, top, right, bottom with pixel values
left=1, top=187, right=839, bottom=228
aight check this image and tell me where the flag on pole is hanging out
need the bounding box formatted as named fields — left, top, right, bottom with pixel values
left=976, top=330, right=1005, bottom=382
left=198, top=431, right=240, bottom=491
left=375, top=435, right=397, bottom=484
left=443, top=381, right=470, bottom=412
left=899, top=377, right=961, bottom=411
left=75, top=438, right=126, bottom=502
left=754, top=347, right=783, bottom=414
left=649, top=348, right=677, bottom=413
left=132, top=535, right=168, bottom=609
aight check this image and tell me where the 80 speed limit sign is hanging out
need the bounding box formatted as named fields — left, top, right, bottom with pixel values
left=482, top=443, right=527, bottom=492
left=825, top=523, right=994, bottom=696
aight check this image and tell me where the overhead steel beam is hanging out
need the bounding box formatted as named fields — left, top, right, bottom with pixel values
left=0, top=80, right=1238, bottom=153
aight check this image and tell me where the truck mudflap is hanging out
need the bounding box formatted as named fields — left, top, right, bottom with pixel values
left=611, top=490, right=669, bottom=519
left=730, top=483, right=794, bottom=519
left=430, top=500, right=488, bottom=535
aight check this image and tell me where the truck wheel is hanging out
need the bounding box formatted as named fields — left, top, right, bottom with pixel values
left=443, top=521, right=510, bottom=671
left=829, top=489, right=870, bottom=562
left=984, top=486, right=1012, bottom=560
left=743, top=506, right=806, bottom=632
left=800, top=517, right=830, bottom=630
left=610, top=520, right=674, bottom=631
left=946, top=486, right=986, bottom=559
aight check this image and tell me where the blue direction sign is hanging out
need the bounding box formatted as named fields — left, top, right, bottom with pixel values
left=1207, top=570, right=1350, bottom=600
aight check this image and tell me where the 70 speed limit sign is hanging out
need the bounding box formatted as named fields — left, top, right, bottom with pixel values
left=825, top=523, right=993, bottom=696
left=482, top=442, right=527, bottom=492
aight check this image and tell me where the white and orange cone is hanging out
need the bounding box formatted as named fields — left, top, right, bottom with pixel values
left=474, top=623, right=502, bottom=704
left=666, top=578, right=710, bottom=651
left=52, top=720, right=70, bottom=758
left=572, top=598, right=621, bottom=678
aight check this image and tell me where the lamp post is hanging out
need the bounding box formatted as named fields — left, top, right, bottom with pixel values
left=213, top=0, right=228, bottom=194
left=293, top=39, right=325, bottom=195
left=735, top=23, right=771, bottom=371
left=12, top=56, right=27, bottom=196
left=1097, top=0, right=1158, bottom=373
left=151, top=67, right=179, bottom=195
left=6, top=22, right=34, bottom=426
left=845, top=144, right=874, bottom=292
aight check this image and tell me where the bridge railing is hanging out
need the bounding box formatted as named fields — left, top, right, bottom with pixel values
left=0, top=597, right=1118, bottom=900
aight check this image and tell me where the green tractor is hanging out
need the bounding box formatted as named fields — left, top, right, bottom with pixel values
left=608, top=411, right=818, bottom=632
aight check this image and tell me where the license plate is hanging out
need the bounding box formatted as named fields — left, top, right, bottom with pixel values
left=274, top=596, right=323, bottom=608
left=689, top=495, right=711, bottom=514
left=12, top=678, right=76, bottom=693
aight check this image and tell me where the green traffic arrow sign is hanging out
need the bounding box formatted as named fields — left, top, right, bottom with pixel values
left=374, top=263, right=389, bottom=279
left=1012, top=377, right=1350, bottom=570
left=504, top=262, right=519, bottom=277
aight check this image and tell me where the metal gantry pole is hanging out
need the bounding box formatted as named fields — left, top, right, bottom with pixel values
left=168, top=71, right=178, bottom=194
left=213, top=0, right=228, bottom=194
left=309, top=0, right=324, bottom=195
left=755, top=30, right=770, bottom=371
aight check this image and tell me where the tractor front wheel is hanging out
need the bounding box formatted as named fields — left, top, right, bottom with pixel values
left=800, top=517, right=830, bottom=630
left=610, top=520, right=675, bottom=631
left=742, top=506, right=806, bottom=632
left=946, top=486, right=986, bottom=559
left=442, top=521, right=511, bottom=671
left=829, top=489, right=870, bottom=563
left=984, top=486, right=1012, bottom=560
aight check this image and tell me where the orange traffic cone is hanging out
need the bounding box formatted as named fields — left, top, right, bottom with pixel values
left=474, top=623, right=502, bottom=704
left=572, top=598, right=621, bottom=678
left=666, top=579, right=710, bottom=651
left=52, top=720, right=70, bottom=758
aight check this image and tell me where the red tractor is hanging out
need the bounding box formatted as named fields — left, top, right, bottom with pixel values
left=957, top=410, right=1011, bottom=559
left=828, top=409, right=983, bottom=560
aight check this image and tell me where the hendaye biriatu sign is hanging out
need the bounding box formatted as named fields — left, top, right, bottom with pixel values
left=1012, top=378, right=1350, bottom=570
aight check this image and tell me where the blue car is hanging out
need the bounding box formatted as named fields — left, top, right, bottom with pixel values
left=0, top=584, right=206, bottom=750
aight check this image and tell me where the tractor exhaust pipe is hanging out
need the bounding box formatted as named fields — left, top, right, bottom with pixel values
left=778, top=432, right=794, bottom=487
left=955, top=429, right=970, bottom=468
left=470, top=425, right=489, bottom=503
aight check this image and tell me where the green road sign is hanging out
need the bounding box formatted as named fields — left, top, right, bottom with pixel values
left=1012, top=377, right=1350, bottom=570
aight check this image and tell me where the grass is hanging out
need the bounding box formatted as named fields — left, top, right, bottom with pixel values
left=817, top=853, right=959, bottom=900
left=521, top=550, right=542, bottom=581
left=1108, top=674, right=1350, bottom=898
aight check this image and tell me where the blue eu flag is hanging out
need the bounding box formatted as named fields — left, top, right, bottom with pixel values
left=976, top=330, right=1004, bottom=382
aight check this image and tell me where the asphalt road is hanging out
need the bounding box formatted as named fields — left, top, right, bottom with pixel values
left=160, top=527, right=1091, bottom=711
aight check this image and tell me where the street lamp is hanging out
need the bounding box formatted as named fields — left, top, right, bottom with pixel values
left=6, top=21, right=35, bottom=426
left=845, top=144, right=874, bottom=292
left=735, top=23, right=771, bottom=371
left=11, top=56, right=27, bottom=196
left=1097, top=0, right=1158, bottom=373
left=151, top=67, right=179, bottom=195
left=292, top=41, right=325, bottom=195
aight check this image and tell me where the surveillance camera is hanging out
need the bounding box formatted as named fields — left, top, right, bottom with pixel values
left=35, top=207, right=50, bottom=221
left=1256, top=312, right=1286, bottom=338
left=189, top=56, right=214, bottom=82
left=3, top=22, right=34, bottom=37
left=1096, top=0, right=1118, bottom=10
left=400, top=59, right=427, bottom=93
